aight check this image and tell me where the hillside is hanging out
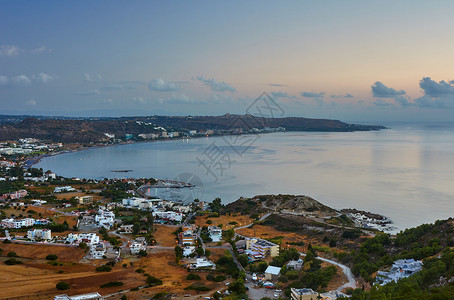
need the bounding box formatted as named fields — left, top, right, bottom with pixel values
left=0, top=114, right=385, bottom=143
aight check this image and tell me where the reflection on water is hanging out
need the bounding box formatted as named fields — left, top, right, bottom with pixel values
left=36, top=123, right=454, bottom=231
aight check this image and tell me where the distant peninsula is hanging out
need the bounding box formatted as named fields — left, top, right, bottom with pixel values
left=0, top=114, right=386, bottom=143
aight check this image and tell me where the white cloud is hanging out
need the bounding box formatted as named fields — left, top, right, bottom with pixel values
left=196, top=76, right=236, bottom=92
left=0, top=76, right=9, bottom=86
left=26, top=98, right=37, bottom=106
left=34, top=72, right=55, bottom=83
left=84, top=73, right=102, bottom=82
left=11, top=75, right=32, bottom=86
left=132, top=96, right=145, bottom=103
left=148, top=78, right=180, bottom=92
left=0, top=45, right=22, bottom=57
left=31, top=46, right=51, bottom=54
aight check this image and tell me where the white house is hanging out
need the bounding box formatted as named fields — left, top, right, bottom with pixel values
left=54, top=186, right=76, bottom=193
left=78, top=233, right=100, bottom=245
left=27, top=229, right=52, bottom=241
left=122, top=197, right=148, bottom=207
left=192, top=258, right=215, bottom=269
left=54, top=292, right=103, bottom=300
left=183, top=246, right=196, bottom=257
left=91, top=243, right=107, bottom=259
left=1, top=218, right=35, bottom=228
left=153, top=211, right=183, bottom=222
left=66, top=233, right=79, bottom=244
left=95, top=209, right=115, bottom=229
left=130, top=242, right=146, bottom=255
left=208, top=226, right=222, bottom=242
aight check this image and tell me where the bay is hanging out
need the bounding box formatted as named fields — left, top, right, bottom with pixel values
left=36, top=123, right=454, bottom=231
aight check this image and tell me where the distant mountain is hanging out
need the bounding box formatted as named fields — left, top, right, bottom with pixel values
left=0, top=114, right=386, bottom=143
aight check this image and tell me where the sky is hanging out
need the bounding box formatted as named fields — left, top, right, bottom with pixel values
left=2, top=1, right=454, bottom=123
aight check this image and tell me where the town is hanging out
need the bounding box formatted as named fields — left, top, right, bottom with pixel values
left=0, top=137, right=450, bottom=300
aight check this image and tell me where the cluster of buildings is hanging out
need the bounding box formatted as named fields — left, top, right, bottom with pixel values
left=122, top=197, right=189, bottom=223
left=1, top=217, right=50, bottom=228
left=376, top=258, right=423, bottom=285
left=129, top=237, right=147, bottom=255
left=1, top=189, right=27, bottom=200
left=208, top=225, right=222, bottom=242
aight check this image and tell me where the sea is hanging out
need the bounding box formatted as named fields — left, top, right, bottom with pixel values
left=35, top=122, right=454, bottom=232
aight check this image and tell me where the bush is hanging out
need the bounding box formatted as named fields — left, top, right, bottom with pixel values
left=184, top=283, right=211, bottom=292
left=187, top=273, right=201, bottom=280
left=100, top=281, right=124, bottom=288
left=4, top=258, right=22, bottom=265
left=206, top=274, right=215, bottom=281
left=46, top=254, right=58, bottom=260
left=146, top=275, right=163, bottom=287
left=214, top=275, right=226, bottom=282
left=56, top=281, right=70, bottom=290
left=96, top=265, right=112, bottom=272
left=7, top=251, right=17, bottom=257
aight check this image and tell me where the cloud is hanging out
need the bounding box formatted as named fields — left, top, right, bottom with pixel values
left=0, top=45, right=22, bottom=57
left=196, top=76, right=236, bottom=92
left=268, top=83, right=288, bottom=87
left=77, top=89, right=101, bottom=96
left=34, top=72, right=55, bottom=83
left=26, top=98, right=37, bottom=106
left=31, top=46, right=51, bottom=54
left=371, top=81, right=406, bottom=98
left=271, top=91, right=290, bottom=98
left=148, top=78, right=181, bottom=92
left=301, top=91, right=325, bottom=98
left=394, top=96, right=411, bottom=107
left=11, top=75, right=32, bottom=86
left=0, top=76, right=8, bottom=86
left=345, top=93, right=354, bottom=98
left=83, top=73, right=102, bottom=83
left=419, top=77, right=454, bottom=98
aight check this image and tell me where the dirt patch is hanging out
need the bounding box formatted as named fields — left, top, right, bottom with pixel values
left=196, top=214, right=255, bottom=230
left=0, top=243, right=86, bottom=262
left=154, top=225, right=179, bottom=247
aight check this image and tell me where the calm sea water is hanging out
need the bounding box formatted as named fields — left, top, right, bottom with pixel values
left=36, top=123, right=454, bottom=231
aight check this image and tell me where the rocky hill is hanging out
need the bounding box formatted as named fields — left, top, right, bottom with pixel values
left=0, top=114, right=386, bottom=143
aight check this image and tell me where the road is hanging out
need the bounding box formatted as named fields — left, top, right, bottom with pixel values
left=300, top=252, right=357, bottom=291
left=234, top=212, right=272, bottom=231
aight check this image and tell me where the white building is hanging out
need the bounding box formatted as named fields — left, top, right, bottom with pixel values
left=192, top=258, right=215, bottom=269
left=183, top=246, right=196, bottom=257
left=376, top=259, right=423, bottom=285
left=91, top=243, right=107, bottom=259
left=66, top=233, right=79, bottom=244
left=27, top=229, right=52, bottom=241
left=1, top=218, right=35, bottom=228
left=122, top=197, right=148, bottom=208
left=130, top=242, right=146, bottom=255
left=95, top=209, right=115, bottom=229
left=208, top=226, right=222, bottom=242
left=153, top=211, right=183, bottom=222
left=54, top=186, right=76, bottom=193
left=54, top=292, right=103, bottom=300
left=78, top=233, right=100, bottom=245
left=290, top=288, right=318, bottom=300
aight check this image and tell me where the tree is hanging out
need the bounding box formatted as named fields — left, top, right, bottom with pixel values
left=238, top=254, right=249, bottom=267
left=56, top=281, right=70, bottom=290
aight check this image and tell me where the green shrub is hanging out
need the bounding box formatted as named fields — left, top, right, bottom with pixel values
left=46, top=254, right=58, bottom=260
left=187, top=273, right=201, bottom=280
left=146, top=275, right=163, bottom=287
left=4, top=258, right=23, bottom=265
left=96, top=265, right=112, bottom=272
left=56, top=281, right=70, bottom=290
left=7, top=251, right=17, bottom=257
left=100, top=281, right=124, bottom=288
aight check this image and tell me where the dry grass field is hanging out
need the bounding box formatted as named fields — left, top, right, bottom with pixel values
left=195, top=213, right=255, bottom=229
left=154, top=224, right=179, bottom=247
